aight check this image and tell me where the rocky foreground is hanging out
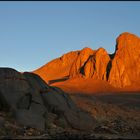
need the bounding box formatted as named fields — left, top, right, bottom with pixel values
left=0, top=68, right=94, bottom=139
left=0, top=68, right=140, bottom=139
left=0, top=106, right=140, bottom=139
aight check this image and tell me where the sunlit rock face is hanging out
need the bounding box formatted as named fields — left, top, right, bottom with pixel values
left=34, top=50, right=79, bottom=83
left=108, top=32, right=140, bottom=87
left=34, top=32, right=140, bottom=89
left=69, top=47, right=110, bottom=81
left=69, top=47, right=95, bottom=78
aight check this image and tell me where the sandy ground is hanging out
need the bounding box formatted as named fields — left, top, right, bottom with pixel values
left=51, top=77, right=140, bottom=94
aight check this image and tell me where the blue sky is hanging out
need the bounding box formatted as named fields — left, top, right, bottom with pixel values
left=0, top=1, right=140, bottom=72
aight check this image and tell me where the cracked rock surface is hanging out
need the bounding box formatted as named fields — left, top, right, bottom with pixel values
left=0, top=68, right=95, bottom=131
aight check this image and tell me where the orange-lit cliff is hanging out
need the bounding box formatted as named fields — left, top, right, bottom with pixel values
left=34, top=32, right=140, bottom=94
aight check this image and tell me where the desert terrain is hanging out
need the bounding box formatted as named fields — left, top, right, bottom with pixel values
left=0, top=32, right=140, bottom=139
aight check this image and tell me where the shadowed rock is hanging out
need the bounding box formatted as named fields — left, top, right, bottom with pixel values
left=0, top=68, right=95, bottom=131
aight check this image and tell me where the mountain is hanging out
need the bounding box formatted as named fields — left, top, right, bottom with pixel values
left=34, top=32, right=140, bottom=94
left=0, top=32, right=140, bottom=138
left=34, top=51, right=79, bottom=83
left=0, top=68, right=140, bottom=139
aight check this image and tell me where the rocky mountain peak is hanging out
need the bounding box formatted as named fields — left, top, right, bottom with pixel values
left=34, top=32, right=140, bottom=89
left=116, top=32, right=140, bottom=51
left=108, top=32, right=140, bottom=87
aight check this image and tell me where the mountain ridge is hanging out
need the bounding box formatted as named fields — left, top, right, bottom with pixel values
left=34, top=32, right=140, bottom=93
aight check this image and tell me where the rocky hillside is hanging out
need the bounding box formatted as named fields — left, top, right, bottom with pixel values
left=34, top=32, right=140, bottom=89
left=34, top=51, right=79, bottom=83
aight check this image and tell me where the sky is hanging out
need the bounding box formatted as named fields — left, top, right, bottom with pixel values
left=0, top=1, right=140, bottom=72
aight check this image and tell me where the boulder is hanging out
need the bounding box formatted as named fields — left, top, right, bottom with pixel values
left=0, top=68, right=47, bottom=130
left=41, top=86, right=95, bottom=130
left=15, top=109, right=46, bottom=130
left=0, top=68, right=30, bottom=110
left=0, top=68, right=95, bottom=131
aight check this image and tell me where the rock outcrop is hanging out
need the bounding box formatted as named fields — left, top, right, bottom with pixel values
left=83, top=32, right=140, bottom=88
left=34, top=32, right=140, bottom=89
left=69, top=47, right=95, bottom=78
left=69, top=47, right=110, bottom=80
left=108, top=32, right=140, bottom=87
left=0, top=68, right=95, bottom=131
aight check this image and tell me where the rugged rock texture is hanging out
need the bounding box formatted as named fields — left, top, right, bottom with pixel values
left=69, top=47, right=110, bottom=80
left=0, top=68, right=30, bottom=110
left=35, top=47, right=110, bottom=82
left=0, top=68, right=95, bottom=131
left=108, top=32, right=140, bottom=87
left=34, top=32, right=140, bottom=89
left=69, top=47, right=95, bottom=78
